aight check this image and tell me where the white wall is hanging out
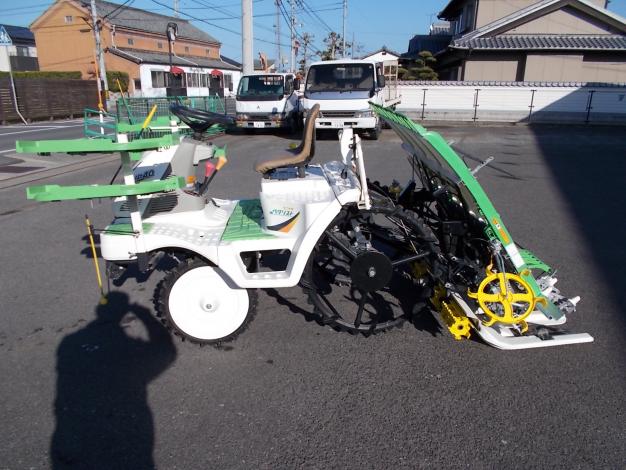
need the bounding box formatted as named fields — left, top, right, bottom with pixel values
left=362, top=51, right=400, bottom=63
left=395, top=83, right=626, bottom=123
left=0, top=45, right=10, bottom=72
left=137, top=63, right=241, bottom=98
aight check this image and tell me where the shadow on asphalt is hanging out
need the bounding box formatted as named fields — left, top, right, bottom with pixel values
left=50, top=291, right=176, bottom=469
left=529, top=124, right=626, bottom=337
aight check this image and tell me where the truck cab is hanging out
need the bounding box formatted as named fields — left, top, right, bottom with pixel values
left=235, top=73, right=301, bottom=131
left=302, top=59, right=400, bottom=140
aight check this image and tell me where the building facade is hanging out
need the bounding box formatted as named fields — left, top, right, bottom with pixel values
left=429, top=0, right=626, bottom=82
left=30, top=0, right=239, bottom=96
left=0, top=25, right=39, bottom=72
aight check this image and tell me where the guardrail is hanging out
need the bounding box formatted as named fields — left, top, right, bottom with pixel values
left=396, top=82, right=626, bottom=124
left=83, top=108, right=117, bottom=139
left=116, top=95, right=226, bottom=124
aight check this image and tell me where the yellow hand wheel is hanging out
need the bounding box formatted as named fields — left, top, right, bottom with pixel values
left=468, top=269, right=541, bottom=331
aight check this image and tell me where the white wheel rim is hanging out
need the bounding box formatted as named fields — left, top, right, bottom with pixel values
left=168, top=266, right=249, bottom=341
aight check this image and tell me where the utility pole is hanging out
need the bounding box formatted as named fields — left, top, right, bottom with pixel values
left=242, top=0, right=253, bottom=74
left=275, top=0, right=281, bottom=72
left=290, top=0, right=296, bottom=72
left=342, top=0, right=347, bottom=58
left=174, top=0, right=179, bottom=18
left=90, top=0, right=108, bottom=110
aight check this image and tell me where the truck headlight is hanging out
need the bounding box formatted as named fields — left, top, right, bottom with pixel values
left=236, top=113, right=249, bottom=120
left=355, top=110, right=373, bottom=118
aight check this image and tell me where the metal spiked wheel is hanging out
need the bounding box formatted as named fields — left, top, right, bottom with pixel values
left=302, top=204, right=437, bottom=335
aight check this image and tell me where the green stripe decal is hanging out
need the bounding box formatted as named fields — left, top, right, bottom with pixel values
left=221, top=199, right=275, bottom=241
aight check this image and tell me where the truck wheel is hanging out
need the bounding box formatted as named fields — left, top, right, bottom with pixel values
left=369, top=120, right=382, bottom=140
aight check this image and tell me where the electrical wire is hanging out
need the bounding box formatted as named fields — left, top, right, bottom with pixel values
left=150, top=0, right=280, bottom=47
left=103, top=0, right=135, bottom=20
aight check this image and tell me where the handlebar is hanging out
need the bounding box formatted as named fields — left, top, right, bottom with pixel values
left=169, top=105, right=234, bottom=134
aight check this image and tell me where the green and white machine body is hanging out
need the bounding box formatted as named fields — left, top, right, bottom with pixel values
left=19, top=106, right=593, bottom=349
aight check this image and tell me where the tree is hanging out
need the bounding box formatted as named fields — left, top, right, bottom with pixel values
left=399, top=51, right=438, bottom=81
left=320, top=32, right=351, bottom=61
left=298, top=32, right=315, bottom=75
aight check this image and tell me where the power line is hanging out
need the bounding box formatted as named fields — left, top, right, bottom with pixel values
left=103, top=0, right=135, bottom=19
left=277, top=0, right=321, bottom=57
left=151, top=0, right=282, bottom=48
left=297, top=0, right=334, bottom=33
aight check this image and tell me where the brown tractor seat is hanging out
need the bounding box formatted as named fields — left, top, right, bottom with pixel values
left=254, top=104, right=321, bottom=178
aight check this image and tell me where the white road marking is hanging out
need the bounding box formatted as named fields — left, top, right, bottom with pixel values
left=0, top=124, right=83, bottom=136
left=0, top=149, right=16, bottom=154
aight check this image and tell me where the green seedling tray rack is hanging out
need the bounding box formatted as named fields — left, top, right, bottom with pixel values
left=16, top=134, right=176, bottom=155
left=26, top=176, right=185, bottom=202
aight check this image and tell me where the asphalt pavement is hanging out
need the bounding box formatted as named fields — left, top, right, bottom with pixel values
left=0, top=123, right=624, bottom=469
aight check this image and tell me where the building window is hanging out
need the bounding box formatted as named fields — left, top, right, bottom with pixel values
left=184, top=46, right=190, bottom=53
left=151, top=70, right=166, bottom=88
left=224, top=74, right=233, bottom=91
left=127, top=38, right=134, bottom=46
left=134, top=78, right=141, bottom=90
left=64, top=15, right=73, bottom=24
left=15, top=46, right=30, bottom=57
left=206, top=49, right=211, bottom=56
left=186, top=72, right=204, bottom=88
left=157, top=42, right=163, bottom=49
left=464, top=2, right=475, bottom=32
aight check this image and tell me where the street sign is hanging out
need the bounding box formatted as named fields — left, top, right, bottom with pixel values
left=0, top=26, right=12, bottom=46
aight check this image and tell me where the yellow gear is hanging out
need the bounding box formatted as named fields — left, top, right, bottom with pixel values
left=468, top=265, right=543, bottom=332
left=440, top=299, right=471, bottom=340
left=430, top=285, right=471, bottom=341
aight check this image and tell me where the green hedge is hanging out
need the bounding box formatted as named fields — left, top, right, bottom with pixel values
left=107, top=71, right=129, bottom=92
left=0, top=71, right=82, bottom=79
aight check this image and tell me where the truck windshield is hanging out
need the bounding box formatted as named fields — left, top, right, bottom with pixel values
left=237, top=75, right=285, bottom=100
left=306, top=63, right=374, bottom=92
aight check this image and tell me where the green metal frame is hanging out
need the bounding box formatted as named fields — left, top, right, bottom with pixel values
left=116, top=96, right=226, bottom=124
left=83, top=108, right=117, bottom=139
left=16, top=134, right=177, bottom=155
left=19, top=133, right=183, bottom=203
left=370, top=103, right=562, bottom=319
left=26, top=177, right=185, bottom=202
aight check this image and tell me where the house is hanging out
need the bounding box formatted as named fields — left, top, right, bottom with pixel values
left=433, top=0, right=626, bottom=82
left=0, top=25, right=39, bottom=72
left=30, top=0, right=240, bottom=97
left=358, top=47, right=402, bottom=84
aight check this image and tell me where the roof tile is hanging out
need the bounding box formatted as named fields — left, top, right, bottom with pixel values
left=451, top=35, right=626, bottom=50
left=81, top=0, right=219, bottom=44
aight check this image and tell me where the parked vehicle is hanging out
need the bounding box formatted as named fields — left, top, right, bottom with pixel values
left=301, top=59, right=400, bottom=139
left=235, top=73, right=302, bottom=132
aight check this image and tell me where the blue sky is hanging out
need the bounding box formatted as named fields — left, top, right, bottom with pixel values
left=3, top=0, right=626, bottom=61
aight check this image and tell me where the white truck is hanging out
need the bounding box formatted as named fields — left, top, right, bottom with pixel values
left=235, top=73, right=302, bottom=132
left=301, top=59, right=400, bottom=140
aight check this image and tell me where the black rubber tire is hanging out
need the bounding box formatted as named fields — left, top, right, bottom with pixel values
left=301, top=204, right=438, bottom=335
left=155, top=258, right=256, bottom=346
left=369, top=119, right=382, bottom=140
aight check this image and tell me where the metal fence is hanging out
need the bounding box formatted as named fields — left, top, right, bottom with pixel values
left=396, top=83, right=626, bottom=124
left=116, top=95, right=226, bottom=124
left=83, top=108, right=116, bottom=139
